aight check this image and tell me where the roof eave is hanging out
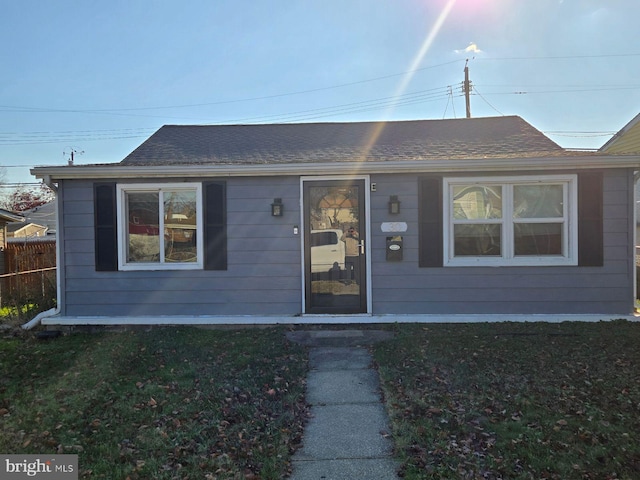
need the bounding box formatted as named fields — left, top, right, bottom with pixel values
left=32, top=155, right=640, bottom=181
left=0, top=211, right=25, bottom=223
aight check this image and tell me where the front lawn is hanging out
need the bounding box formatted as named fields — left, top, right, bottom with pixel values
left=0, top=327, right=308, bottom=479
left=374, top=321, right=640, bottom=479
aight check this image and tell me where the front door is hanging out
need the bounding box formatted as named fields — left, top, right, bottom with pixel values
left=303, top=179, right=367, bottom=314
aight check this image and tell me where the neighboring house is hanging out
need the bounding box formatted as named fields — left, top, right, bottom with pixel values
left=599, top=113, right=640, bottom=294
left=599, top=113, right=640, bottom=237
left=7, top=199, right=57, bottom=241
left=30, top=115, right=640, bottom=325
left=23, top=199, right=57, bottom=238
left=0, top=209, right=24, bottom=274
left=600, top=113, right=640, bottom=155
left=8, top=222, right=48, bottom=240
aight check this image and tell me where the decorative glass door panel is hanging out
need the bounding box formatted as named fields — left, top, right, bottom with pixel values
left=303, top=180, right=367, bottom=314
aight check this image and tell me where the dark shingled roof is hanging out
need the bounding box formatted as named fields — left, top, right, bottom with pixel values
left=121, top=116, right=566, bottom=166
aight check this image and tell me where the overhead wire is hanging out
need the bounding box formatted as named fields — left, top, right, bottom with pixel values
left=543, top=131, right=617, bottom=138
left=242, top=88, right=454, bottom=124
left=0, top=127, right=156, bottom=146
left=471, top=86, right=505, bottom=116
left=1, top=53, right=639, bottom=151
left=0, top=59, right=465, bottom=116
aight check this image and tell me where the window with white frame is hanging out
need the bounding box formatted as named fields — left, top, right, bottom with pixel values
left=117, top=183, right=203, bottom=270
left=443, top=175, right=578, bottom=266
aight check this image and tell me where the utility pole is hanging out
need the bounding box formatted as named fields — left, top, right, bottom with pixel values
left=463, top=59, right=472, bottom=118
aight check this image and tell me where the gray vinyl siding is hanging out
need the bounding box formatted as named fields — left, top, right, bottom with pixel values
left=62, top=177, right=302, bottom=317
left=59, top=168, right=635, bottom=318
left=369, top=169, right=634, bottom=315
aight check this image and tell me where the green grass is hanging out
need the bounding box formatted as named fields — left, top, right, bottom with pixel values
left=374, top=321, right=640, bottom=479
left=6, top=321, right=639, bottom=479
left=0, top=327, right=308, bottom=479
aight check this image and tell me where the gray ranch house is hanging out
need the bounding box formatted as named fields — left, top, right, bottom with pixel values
left=30, top=116, right=640, bottom=326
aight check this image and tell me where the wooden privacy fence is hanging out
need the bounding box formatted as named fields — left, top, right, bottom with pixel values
left=0, top=240, right=56, bottom=308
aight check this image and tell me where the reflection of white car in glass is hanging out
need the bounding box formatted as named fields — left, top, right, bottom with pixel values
left=310, top=229, right=345, bottom=273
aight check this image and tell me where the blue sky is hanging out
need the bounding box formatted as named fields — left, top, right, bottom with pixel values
left=1, top=0, right=639, bottom=184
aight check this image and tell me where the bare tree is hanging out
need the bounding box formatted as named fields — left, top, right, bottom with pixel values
left=0, top=184, right=55, bottom=212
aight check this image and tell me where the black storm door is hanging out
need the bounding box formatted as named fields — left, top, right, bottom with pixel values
left=303, top=179, right=367, bottom=314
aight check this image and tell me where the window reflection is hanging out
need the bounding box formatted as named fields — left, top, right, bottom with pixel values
left=453, top=186, right=502, bottom=220
left=513, top=185, right=563, bottom=218
left=309, top=185, right=361, bottom=292
left=126, top=192, right=160, bottom=263
left=454, top=224, right=501, bottom=256
left=514, top=223, right=562, bottom=255
left=125, top=189, right=198, bottom=264
left=452, top=185, right=502, bottom=256
left=164, top=191, right=197, bottom=263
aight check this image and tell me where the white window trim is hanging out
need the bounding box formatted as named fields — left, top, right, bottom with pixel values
left=443, top=175, right=578, bottom=267
left=116, top=183, right=204, bottom=271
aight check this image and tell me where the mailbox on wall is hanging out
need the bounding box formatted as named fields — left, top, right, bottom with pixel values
left=386, top=236, right=403, bottom=261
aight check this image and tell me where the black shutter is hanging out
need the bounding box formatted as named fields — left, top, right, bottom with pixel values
left=578, top=171, right=604, bottom=266
left=203, top=181, right=227, bottom=270
left=419, top=176, right=443, bottom=267
left=94, top=183, right=118, bottom=271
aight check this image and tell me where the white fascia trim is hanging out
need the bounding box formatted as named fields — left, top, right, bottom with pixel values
left=31, top=155, right=640, bottom=180
left=41, top=313, right=638, bottom=326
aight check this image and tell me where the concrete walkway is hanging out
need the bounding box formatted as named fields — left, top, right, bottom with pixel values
left=286, top=330, right=400, bottom=480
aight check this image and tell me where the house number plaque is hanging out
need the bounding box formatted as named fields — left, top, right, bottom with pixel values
left=381, top=222, right=407, bottom=233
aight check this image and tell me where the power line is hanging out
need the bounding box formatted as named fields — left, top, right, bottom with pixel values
left=473, top=86, right=640, bottom=96
left=0, top=134, right=150, bottom=146
left=1, top=52, right=638, bottom=148
left=2, top=166, right=43, bottom=169
left=0, top=127, right=155, bottom=136
left=0, top=127, right=156, bottom=146
left=476, top=53, right=640, bottom=61
left=232, top=87, right=453, bottom=124
left=544, top=131, right=617, bottom=138
left=2, top=53, right=638, bottom=118
left=0, top=88, right=454, bottom=142
left=0, top=59, right=465, bottom=116
left=0, top=183, right=45, bottom=187
left=472, top=86, right=504, bottom=116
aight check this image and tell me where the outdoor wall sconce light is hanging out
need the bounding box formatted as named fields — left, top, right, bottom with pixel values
left=388, top=195, right=401, bottom=214
left=271, top=198, right=283, bottom=216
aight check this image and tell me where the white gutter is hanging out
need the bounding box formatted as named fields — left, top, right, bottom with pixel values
left=22, top=307, right=58, bottom=330
left=31, top=154, right=640, bottom=181
left=21, top=178, right=62, bottom=330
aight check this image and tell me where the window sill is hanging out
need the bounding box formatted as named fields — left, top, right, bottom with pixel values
left=118, top=263, right=203, bottom=271
left=445, top=256, right=578, bottom=267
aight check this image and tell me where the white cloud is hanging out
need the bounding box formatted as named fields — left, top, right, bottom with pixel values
left=454, top=42, right=483, bottom=54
